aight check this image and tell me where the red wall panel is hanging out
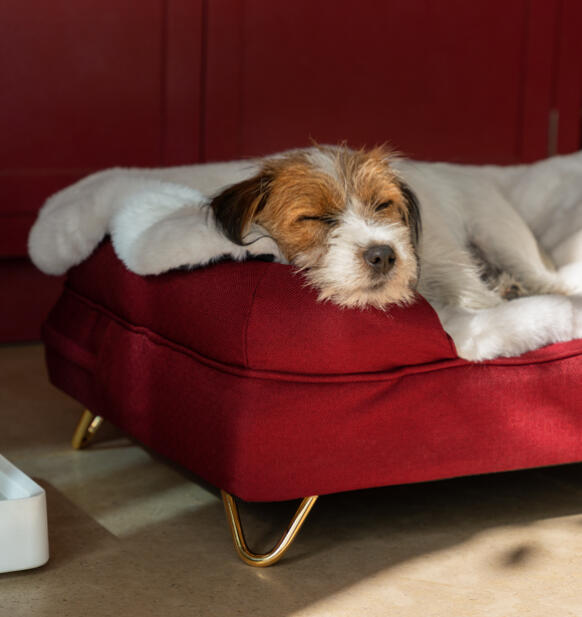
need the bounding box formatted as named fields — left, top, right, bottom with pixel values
left=163, top=0, right=205, bottom=165
left=553, top=0, right=582, bottom=154
left=204, top=0, right=561, bottom=164
left=0, top=0, right=203, bottom=257
left=1, top=1, right=165, bottom=171
left=0, top=0, right=203, bottom=340
left=520, top=0, right=560, bottom=162
left=0, top=260, right=64, bottom=342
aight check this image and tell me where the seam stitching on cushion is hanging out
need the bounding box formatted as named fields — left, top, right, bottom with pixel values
left=60, top=284, right=582, bottom=383
left=63, top=285, right=253, bottom=373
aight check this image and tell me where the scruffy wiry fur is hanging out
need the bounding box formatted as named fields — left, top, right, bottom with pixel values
left=29, top=145, right=582, bottom=361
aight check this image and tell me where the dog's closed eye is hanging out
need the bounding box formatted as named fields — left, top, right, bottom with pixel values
left=296, top=214, right=338, bottom=226
left=375, top=200, right=393, bottom=212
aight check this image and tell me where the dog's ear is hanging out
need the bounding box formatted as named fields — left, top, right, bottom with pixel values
left=397, top=180, right=422, bottom=248
left=210, top=172, right=273, bottom=245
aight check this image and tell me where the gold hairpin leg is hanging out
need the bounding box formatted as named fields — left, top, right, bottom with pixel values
left=72, top=412, right=315, bottom=565
left=221, top=490, right=318, bottom=567
left=72, top=409, right=104, bottom=450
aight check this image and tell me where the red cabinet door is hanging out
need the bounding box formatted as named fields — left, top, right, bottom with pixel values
left=553, top=0, right=582, bottom=154
left=0, top=0, right=203, bottom=258
left=0, top=0, right=203, bottom=340
left=204, top=0, right=579, bottom=164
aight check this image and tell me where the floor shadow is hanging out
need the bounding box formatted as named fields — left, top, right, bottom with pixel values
left=3, top=460, right=582, bottom=617
left=107, top=464, right=582, bottom=616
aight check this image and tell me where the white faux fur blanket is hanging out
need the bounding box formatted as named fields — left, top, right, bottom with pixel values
left=28, top=163, right=284, bottom=277
left=29, top=154, right=582, bottom=361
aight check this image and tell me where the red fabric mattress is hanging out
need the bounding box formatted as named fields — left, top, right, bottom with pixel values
left=43, top=241, right=582, bottom=501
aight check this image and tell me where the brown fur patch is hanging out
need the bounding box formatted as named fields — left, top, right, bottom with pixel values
left=253, top=154, right=343, bottom=261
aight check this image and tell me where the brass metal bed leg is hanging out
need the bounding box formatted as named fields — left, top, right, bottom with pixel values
left=72, top=409, right=104, bottom=450
left=221, top=490, right=318, bottom=567
left=72, top=411, right=316, bottom=565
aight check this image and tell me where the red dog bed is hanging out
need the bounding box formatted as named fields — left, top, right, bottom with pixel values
left=42, top=241, right=582, bottom=564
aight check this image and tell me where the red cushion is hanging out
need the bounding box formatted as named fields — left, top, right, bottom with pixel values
left=61, top=242, right=457, bottom=374
left=43, top=240, right=582, bottom=501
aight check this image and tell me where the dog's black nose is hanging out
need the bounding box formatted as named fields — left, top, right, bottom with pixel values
left=364, top=245, right=396, bottom=274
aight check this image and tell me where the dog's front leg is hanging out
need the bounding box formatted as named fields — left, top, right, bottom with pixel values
left=437, top=295, right=582, bottom=360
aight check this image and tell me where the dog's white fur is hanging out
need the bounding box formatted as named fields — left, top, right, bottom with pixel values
left=28, top=148, right=582, bottom=361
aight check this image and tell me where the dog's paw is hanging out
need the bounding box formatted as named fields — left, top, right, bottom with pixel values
left=439, top=295, right=578, bottom=361
left=558, top=262, right=582, bottom=296
left=501, top=283, right=524, bottom=300
left=494, top=273, right=528, bottom=301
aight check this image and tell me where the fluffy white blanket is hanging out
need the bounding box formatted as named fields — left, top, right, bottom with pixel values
left=28, top=154, right=582, bottom=361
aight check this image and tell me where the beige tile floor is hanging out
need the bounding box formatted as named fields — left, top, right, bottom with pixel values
left=2, top=343, right=582, bottom=616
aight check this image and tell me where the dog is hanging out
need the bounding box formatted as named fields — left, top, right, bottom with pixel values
left=208, top=145, right=571, bottom=307
left=29, top=145, right=582, bottom=361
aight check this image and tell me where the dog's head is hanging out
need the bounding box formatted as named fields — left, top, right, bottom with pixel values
left=210, top=145, right=421, bottom=308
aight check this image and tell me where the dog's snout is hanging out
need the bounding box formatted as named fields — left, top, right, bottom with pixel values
left=363, top=245, right=396, bottom=274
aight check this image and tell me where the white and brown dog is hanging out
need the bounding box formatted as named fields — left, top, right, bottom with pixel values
left=29, top=145, right=582, bottom=361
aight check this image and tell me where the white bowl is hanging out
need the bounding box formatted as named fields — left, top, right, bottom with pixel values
left=0, top=454, right=49, bottom=573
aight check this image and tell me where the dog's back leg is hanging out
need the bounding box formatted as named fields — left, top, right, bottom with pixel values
left=468, top=193, right=570, bottom=296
